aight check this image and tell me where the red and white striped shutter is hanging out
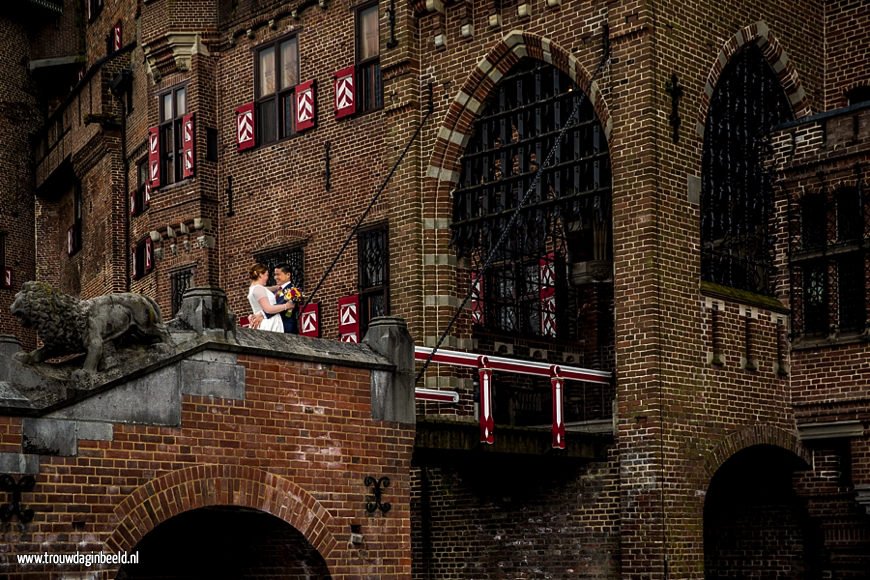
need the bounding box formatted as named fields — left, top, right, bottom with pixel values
left=130, top=190, right=137, bottom=216
left=67, top=226, right=75, bottom=256
left=112, top=21, right=122, bottom=52
left=551, top=373, right=566, bottom=449
left=300, top=303, right=321, bottom=338
left=148, top=127, right=160, bottom=188
left=338, top=294, right=360, bottom=342
left=131, top=247, right=138, bottom=280
left=478, top=364, right=495, bottom=445
left=235, top=102, right=255, bottom=151
left=182, top=113, right=195, bottom=178
left=143, top=181, right=151, bottom=210
left=470, top=271, right=485, bottom=325
left=3, top=267, right=12, bottom=289
left=539, top=253, right=557, bottom=337
left=145, top=238, right=153, bottom=272
left=295, top=80, right=316, bottom=132
left=334, top=66, right=356, bottom=119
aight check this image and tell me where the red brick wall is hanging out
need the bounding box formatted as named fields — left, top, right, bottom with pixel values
left=825, top=0, right=870, bottom=108
left=2, top=353, right=414, bottom=578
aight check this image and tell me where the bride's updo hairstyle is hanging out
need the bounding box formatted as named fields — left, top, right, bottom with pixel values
left=249, top=263, right=268, bottom=281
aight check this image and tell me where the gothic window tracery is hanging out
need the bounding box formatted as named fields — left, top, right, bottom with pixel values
left=451, top=58, right=612, bottom=344
left=701, top=44, right=793, bottom=296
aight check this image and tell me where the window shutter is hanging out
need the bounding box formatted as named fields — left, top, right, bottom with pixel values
left=334, top=66, right=356, bottom=119
left=236, top=103, right=255, bottom=151
left=300, top=303, right=321, bottom=337
left=112, top=21, right=122, bottom=52
left=145, top=238, right=153, bottom=272
left=295, top=80, right=316, bottom=132
left=2, top=267, right=12, bottom=289
left=144, top=181, right=151, bottom=210
left=470, top=271, right=484, bottom=325
left=130, top=190, right=137, bottom=216
left=539, top=253, right=557, bottom=337
left=182, top=113, right=195, bottom=178
left=338, top=294, right=360, bottom=342
left=148, top=127, right=160, bottom=187
left=131, top=247, right=138, bottom=280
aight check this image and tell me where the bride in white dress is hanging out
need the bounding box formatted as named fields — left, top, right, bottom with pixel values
left=247, top=263, right=291, bottom=332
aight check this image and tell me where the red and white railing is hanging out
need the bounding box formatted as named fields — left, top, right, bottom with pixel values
left=413, top=346, right=611, bottom=449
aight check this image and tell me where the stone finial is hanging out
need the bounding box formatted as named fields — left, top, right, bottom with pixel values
left=172, top=287, right=237, bottom=339
left=362, top=316, right=415, bottom=424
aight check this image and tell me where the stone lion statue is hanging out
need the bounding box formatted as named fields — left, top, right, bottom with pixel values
left=10, top=281, right=170, bottom=373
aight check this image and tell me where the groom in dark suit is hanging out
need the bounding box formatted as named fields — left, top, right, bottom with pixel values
left=273, top=263, right=298, bottom=334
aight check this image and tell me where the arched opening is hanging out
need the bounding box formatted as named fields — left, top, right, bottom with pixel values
left=450, top=57, right=614, bottom=427
left=117, top=506, right=331, bottom=579
left=704, top=444, right=821, bottom=579
left=700, top=43, right=793, bottom=296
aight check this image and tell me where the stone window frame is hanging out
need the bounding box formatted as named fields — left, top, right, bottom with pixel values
left=355, top=2, right=382, bottom=114
left=158, top=84, right=187, bottom=186
left=254, top=34, right=300, bottom=146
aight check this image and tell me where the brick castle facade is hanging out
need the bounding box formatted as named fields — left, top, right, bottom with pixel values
left=0, top=0, right=868, bottom=577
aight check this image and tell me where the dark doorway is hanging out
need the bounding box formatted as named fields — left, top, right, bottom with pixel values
left=704, top=444, right=819, bottom=579
left=118, top=506, right=331, bottom=579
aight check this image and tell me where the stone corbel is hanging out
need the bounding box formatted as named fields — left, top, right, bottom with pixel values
left=143, top=32, right=210, bottom=81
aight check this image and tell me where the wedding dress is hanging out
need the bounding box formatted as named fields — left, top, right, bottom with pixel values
left=247, top=284, right=285, bottom=333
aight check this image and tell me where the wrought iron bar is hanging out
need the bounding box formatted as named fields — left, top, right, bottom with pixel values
left=364, top=476, right=391, bottom=514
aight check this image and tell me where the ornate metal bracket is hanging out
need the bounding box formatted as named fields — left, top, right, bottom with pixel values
left=364, top=476, right=391, bottom=514
left=0, top=475, right=36, bottom=524
left=665, top=73, right=683, bottom=143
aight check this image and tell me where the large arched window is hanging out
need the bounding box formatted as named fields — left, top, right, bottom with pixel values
left=451, top=58, right=612, bottom=344
left=701, top=44, right=793, bottom=295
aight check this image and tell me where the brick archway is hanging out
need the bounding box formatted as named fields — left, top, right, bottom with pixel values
left=702, top=424, right=810, bottom=482
left=106, top=464, right=340, bottom=564
left=425, top=30, right=612, bottom=197
left=696, top=20, right=812, bottom=138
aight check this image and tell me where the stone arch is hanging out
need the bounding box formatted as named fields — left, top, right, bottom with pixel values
left=702, top=424, right=810, bottom=482
left=696, top=20, right=813, bottom=137
left=106, top=464, right=340, bottom=564
left=426, top=30, right=613, bottom=197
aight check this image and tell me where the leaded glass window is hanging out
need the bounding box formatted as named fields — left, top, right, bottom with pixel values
left=171, top=266, right=195, bottom=316
left=255, top=246, right=304, bottom=288
left=451, top=58, right=612, bottom=341
left=792, top=184, right=868, bottom=337
left=358, top=226, right=389, bottom=335
left=701, top=44, right=793, bottom=295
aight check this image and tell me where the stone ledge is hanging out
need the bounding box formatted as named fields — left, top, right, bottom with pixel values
left=797, top=420, right=865, bottom=441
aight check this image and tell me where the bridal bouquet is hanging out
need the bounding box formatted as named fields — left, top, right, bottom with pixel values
left=278, top=286, right=305, bottom=317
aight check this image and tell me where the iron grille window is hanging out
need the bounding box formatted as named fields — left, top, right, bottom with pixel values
left=159, top=86, right=186, bottom=186
left=358, top=226, right=389, bottom=334
left=255, top=246, right=304, bottom=288
left=700, top=44, right=793, bottom=295
left=256, top=36, right=299, bottom=144
left=451, top=58, right=611, bottom=341
left=171, top=267, right=195, bottom=316
left=792, top=184, right=868, bottom=337
left=356, top=3, right=382, bottom=113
